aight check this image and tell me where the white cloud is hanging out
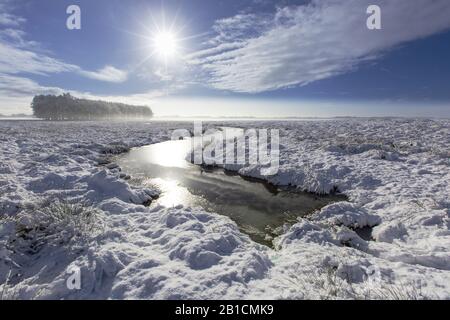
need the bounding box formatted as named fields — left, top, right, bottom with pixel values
left=0, top=74, right=64, bottom=114
left=186, top=42, right=246, bottom=63
left=0, top=2, right=128, bottom=83
left=0, top=1, right=26, bottom=27
left=0, top=12, right=25, bottom=26
left=193, top=0, right=450, bottom=93
left=0, top=74, right=64, bottom=96
left=79, top=65, right=128, bottom=83
left=0, top=39, right=128, bottom=83
left=0, top=42, right=79, bottom=75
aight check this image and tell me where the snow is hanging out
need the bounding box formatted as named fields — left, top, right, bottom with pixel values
left=0, top=119, right=449, bottom=299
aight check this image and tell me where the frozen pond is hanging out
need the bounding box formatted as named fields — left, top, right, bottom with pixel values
left=116, top=139, right=345, bottom=246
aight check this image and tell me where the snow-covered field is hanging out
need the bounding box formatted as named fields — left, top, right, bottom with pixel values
left=0, top=119, right=449, bottom=299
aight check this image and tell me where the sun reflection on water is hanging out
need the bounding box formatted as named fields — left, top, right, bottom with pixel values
left=149, top=178, right=193, bottom=208
left=136, top=139, right=192, bottom=169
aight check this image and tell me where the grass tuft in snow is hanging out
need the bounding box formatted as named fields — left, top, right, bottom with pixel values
left=281, top=263, right=430, bottom=300
left=8, top=199, right=104, bottom=256
left=101, top=144, right=130, bottom=155
left=1, top=200, right=105, bottom=299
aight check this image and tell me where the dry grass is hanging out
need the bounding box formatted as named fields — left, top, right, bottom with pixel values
left=281, top=262, right=430, bottom=300
left=5, top=199, right=104, bottom=257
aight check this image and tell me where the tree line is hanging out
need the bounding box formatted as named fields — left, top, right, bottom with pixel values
left=31, top=93, right=153, bottom=121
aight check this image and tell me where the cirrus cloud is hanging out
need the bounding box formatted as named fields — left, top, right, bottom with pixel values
left=78, top=65, right=128, bottom=83
left=191, top=0, right=450, bottom=93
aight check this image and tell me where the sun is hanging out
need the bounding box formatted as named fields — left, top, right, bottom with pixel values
left=152, top=31, right=178, bottom=59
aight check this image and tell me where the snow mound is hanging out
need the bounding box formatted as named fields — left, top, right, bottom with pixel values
left=313, top=202, right=381, bottom=229
left=81, top=170, right=154, bottom=204
left=372, top=222, right=408, bottom=243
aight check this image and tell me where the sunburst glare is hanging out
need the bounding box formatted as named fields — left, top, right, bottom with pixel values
left=119, top=7, right=207, bottom=73
left=152, top=31, right=178, bottom=59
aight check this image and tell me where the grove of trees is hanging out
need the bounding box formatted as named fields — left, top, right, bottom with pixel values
left=31, top=93, right=153, bottom=121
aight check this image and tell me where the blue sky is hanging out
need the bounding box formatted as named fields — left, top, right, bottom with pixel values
left=1, top=0, right=450, bottom=117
